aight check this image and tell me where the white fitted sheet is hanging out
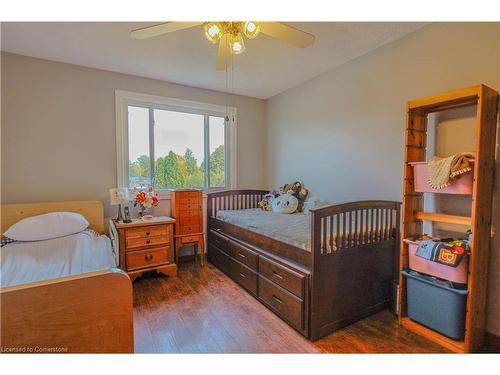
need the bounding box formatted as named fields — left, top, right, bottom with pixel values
left=0, top=230, right=116, bottom=288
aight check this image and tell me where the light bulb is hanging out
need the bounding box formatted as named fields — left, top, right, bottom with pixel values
left=242, top=21, right=260, bottom=39
left=230, top=33, right=245, bottom=54
left=204, top=22, right=222, bottom=44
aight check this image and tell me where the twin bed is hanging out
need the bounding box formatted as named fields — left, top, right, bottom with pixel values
left=208, top=190, right=401, bottom=340
left=0, top=201, right=133, bottom=353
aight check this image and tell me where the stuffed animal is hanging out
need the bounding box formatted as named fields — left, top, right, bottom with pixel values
left=271, top=193, right=299, bottom=214
left=258, top=182, right=309, bottom=213
left=281, top=181, right=309, bottom=212
left=258, top=189, right=280, bottom=211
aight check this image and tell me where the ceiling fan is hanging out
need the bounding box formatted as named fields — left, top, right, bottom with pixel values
left=130, top=22, right=315, bottom=70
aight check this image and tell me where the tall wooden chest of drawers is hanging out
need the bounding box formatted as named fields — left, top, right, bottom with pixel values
left=170, top=189, right=205, bottom=265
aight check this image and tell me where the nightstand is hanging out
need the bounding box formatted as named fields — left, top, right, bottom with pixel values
left=113, top=216, right=177, bottom=282
left=170, top=189, right=205, bottom=266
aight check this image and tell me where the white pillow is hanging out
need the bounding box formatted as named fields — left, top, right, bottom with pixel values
left=271, top=194, right=299, bottom=214
left=4, top=212, right=89, bottom=241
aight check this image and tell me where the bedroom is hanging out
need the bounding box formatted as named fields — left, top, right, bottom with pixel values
left=1, top=0, right=499, bottom=371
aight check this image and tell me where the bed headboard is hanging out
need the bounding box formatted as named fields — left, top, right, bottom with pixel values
left=1, top=200, right=105, bottom=234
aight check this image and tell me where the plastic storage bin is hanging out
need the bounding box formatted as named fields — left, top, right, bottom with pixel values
left=409, top=161, right=474, bottom=194
left=403, top=270, right=468, bottom=340
left=404, top=239, right=468, bottom=284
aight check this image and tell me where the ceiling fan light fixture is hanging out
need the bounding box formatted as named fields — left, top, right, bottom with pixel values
left=230, top=32, right=245, bottom=54
left=204, top=22, right=223, bottom=44
left=242, top=22, right=260, bottom=39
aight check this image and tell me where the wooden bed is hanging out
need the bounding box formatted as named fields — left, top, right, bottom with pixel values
left=0, top=200, right=134, bottom=353
left=207, top=190, right=401, bottom=340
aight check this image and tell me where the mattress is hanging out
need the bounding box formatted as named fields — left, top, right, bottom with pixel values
left=217, top=209, right=314, bottom=251
left=216, top=208, right=378, bottom=252
left=0, top=230, right=116, bottom=288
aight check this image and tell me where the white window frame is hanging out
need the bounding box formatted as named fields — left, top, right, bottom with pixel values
left=115, top=90, right=237, bottom=196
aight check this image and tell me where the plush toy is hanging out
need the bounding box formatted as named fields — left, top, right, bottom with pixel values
left=258, top=189, right=280, bottom=211
left=281, top=181, right=309, bottom=213
left=258, top=182, right=309, bottom=213
left=271, top=193, right=299, bottom=214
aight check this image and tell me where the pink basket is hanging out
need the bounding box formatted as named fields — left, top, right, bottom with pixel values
left=404, top=239, right=468, bottom=284
left=409, top=161, right=474, bottom=194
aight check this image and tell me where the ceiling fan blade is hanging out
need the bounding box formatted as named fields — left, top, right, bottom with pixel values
left=216, top=35, right=230, bottom=71
left=130, top=22, right=203, bottom=39
left=259, top=22, right=315, bottom=48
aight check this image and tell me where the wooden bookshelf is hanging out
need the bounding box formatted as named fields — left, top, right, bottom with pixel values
left=398, top=84, right=499, bottom=353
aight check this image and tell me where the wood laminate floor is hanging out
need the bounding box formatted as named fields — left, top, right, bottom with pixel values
left=133, top=261, right=450, bottom=353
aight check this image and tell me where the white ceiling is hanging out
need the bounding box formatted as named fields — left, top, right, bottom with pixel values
left=1, top=22, right=427, bottom=99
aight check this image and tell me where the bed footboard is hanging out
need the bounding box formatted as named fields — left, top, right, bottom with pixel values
left=309, top=200, right=401, bottom=340
left=0, top=269, right=134, bottom=353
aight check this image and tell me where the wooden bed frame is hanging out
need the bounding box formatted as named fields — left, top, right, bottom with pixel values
left=0, top=200, right=134, bottom=353
left=207, top=190, right=401, bottom=340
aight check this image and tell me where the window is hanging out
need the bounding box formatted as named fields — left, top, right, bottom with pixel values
left=116, top=91, right=236, bottom=194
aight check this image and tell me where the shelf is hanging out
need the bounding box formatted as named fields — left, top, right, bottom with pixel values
left=401, top=84, right=498, bottom=353
left=414, top=212, right=472, bottom=226
left=401, top=317, right=466, bottom=353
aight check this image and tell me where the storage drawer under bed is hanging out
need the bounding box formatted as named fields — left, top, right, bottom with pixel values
left=227, top=239, right=258, bottom=271
left=259, top=256, right=305, bottom=298
left=209, top=229, right=228, bottom=252
left=229, top=257, right=258, bottom=296
left=208, top=244, right=230, bottom=275
left=258, top=275, right=304, bottom=332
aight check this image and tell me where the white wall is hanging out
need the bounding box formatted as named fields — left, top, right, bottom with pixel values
left=1, top=52, right=267, bottom=217
left=265, top=23, right=500, bottom=335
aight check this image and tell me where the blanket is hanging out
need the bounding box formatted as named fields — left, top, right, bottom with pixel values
left=428, top=152, right=474, bottom=189
left=415, top=239, right=469, bottom=268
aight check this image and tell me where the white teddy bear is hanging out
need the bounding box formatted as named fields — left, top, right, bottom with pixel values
left=271, top=193, right=299, bottom=214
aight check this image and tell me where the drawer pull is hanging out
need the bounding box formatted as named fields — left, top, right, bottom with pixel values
left=145, top=254, right=153, bottom=261
left=146, top=239, right=151, bottom=244
left=272, top=295, right=283, bottom=304
left=239, top=272, right=247, bottom=279
left=272, top=271, right=284, bottom=280
left=237, top=253, right=246, bottom=259
left=146, top=232, right=150, bottom=236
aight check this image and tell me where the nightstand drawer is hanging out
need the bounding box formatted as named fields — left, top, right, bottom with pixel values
left=125, top=225, right=169, bottom=240
left=180, top=234, right=202, bottom=244
left=126, top=247, right=169, bottom=271
left=126, top=235, right=169, bottom=250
